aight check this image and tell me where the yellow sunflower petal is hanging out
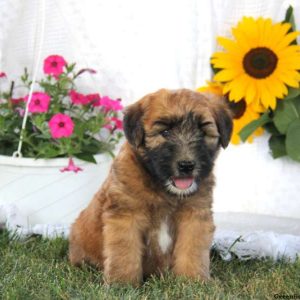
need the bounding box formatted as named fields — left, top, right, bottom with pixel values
left=277, top=45, right=300, bottom=56
left=267, top=22, right=292, bottom=49
left=278, top=57, right=300, bottom=69
left=211, top=52, right=242, bottom=68
left=275, top=31, right=300, bottom=50
left=211, top=57, right=241, bottom=69
left=217, top=37, right=239, bottom=52
left=231, top=74, right=249, bottom=101
left=250, top=100, right=266, bottom=113
left=197, top=81, right=224, bottom=96
left=264, top=76, right=286, bottom=99
left=213, top=69, right=240, bottom=82
left=260, top=82, right=276, bottom=109
left=223, top=81, right=234, bottom=94
left=245, top=81, right=257, bottom=104
left=232, top=27, right=252, bottom=49
left=278, top=71, right=300, bottom=87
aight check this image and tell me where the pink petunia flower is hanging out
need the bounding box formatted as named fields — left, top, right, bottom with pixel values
left=104, top=117, right=123, bottom=131
left=43, top=55, right=67, bottom=78
left=0, top=72, right=6, bottom=78
left=49, top=113, right=74, bottom=139
left=25, top=92, right=51, bottom=113
left=100, top=96, right=123, bottom=112
left=86, top=93, right=101, bottom=106
left=60, top=157, right=83, bottom=173
left=69, top=90, right=89, bottom=105
left=15, top=107, right=25, bottom=117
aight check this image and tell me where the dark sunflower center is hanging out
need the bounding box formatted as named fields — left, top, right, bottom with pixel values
left=243, top=47, right=278, bottom=79
left=58, top=122, right=65, bottom=128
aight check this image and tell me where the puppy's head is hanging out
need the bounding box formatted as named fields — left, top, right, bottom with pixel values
left=124, top=89, right=232, bottom=197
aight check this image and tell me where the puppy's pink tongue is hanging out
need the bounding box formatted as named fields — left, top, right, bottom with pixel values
left=172, top=177, right=194, bottom=189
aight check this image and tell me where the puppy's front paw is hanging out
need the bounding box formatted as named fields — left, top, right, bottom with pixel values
left=173, top=265, right=211, bottom=282
left=104, top=259, right=142, bottom=286
left=172, top=255, right=211, bottom=283
left=104, top=272, right=142, bottom=287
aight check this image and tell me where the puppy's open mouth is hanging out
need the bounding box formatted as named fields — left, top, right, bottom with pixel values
left=171, top=177, right=195, bottom=190
left=165, top=176, right=198, bottom=196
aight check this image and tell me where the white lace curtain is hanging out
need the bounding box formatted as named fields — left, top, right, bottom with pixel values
left=1, top=0, right=296, bottom=104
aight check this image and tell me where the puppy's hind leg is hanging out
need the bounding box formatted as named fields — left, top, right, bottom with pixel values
left=69, top=243, right=86, bottom=267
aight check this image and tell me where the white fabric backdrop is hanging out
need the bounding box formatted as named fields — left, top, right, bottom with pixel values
left=0, top=0, right=299, bottom=259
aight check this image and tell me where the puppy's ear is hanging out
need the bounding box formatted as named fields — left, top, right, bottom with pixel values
left=201, top=92, right=233, bottom=148
left=214, top=105, right=233, bottom=148
left=123, top=103, right=144, bottom=148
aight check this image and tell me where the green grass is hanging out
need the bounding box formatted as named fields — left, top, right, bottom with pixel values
left=0, top=230, right=299, bottom=300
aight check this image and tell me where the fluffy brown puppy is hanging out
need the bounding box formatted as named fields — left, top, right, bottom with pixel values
left=69, top=89, right=232, bottom=285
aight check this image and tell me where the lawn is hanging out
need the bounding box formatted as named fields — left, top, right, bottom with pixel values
left=0, top=229, right=299, bottom=300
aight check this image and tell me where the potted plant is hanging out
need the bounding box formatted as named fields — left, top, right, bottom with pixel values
left=0, top=55, right=123, bottom=226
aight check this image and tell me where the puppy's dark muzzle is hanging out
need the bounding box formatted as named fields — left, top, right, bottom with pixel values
left=177, top=160, right=195, bottom=174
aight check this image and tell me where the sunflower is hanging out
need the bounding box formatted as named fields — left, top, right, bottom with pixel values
left=231, top=104, right=264, bottom=144
left=197, top=80, right=224, bottom=96
left=211, top=17, right=300, bottom=110
left=197, top=81, right=264, bottom=144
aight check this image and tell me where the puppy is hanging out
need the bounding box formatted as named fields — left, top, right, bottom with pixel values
left=69, top=89, right=232, bottom=285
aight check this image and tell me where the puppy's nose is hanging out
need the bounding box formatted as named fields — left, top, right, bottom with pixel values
left=177, top=160, right=195, bottom=173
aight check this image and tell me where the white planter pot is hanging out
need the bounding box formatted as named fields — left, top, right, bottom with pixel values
left=0, top=154, right=112, bottom=226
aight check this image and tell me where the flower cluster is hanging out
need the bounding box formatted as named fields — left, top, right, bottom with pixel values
left=198, top=6, right=300, bottom=163
left=0, top=55, right=123, bottom=169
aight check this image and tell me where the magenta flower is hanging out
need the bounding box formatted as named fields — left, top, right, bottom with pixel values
left=100, top=96, right=123, bottom=112
left=11, top=97, right=24, bottom=105
left=0, top=72, right=6, bottom=78
left=60, top=158, right=83, bottom=173
left=104, top=117, right=123, bottom=131
left=43, top=55, right=67, bottom=78
left=86, top=93, right=101, bottom=106
left=15, top=107, right=25, bottom=117
left=110, top=117, right=123, bottom=130
left=49, top=113, right=74, bottom=139
left=25, top=92, right=51, bottom=113
left=69, top=90, right=89, bottom=105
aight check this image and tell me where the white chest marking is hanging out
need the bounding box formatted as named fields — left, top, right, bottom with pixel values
left=158, top=220, right=172, bottom=254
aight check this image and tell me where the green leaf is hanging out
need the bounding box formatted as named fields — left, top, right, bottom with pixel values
left=37, top=146, right=61, bottom=159
left=268, top=135, right=286, bottom=159
left=284, top=6, right=296, bottom=32
left=285, top=87, right=300, bottom=100
left=239, top=113, right=271, bottom=142
left=66, top=63, right=76, bottom=73
left=58, top=77, right=72, bottom=90
left=0, top=116, right=5, bottom=131
left=273, top=98, right=300, bottom=134
left=74, top=153, right=97, bottom=164
left=286, top=119, right=300, bottom=162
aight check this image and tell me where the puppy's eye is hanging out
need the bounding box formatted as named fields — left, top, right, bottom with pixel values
left=160, top=130, right=170, bottom=138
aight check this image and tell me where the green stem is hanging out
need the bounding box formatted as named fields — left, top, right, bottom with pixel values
left=7, top=81, right=15, bottom=110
